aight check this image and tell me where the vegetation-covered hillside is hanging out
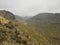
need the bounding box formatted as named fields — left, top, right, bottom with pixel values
left=0, top=10, right=60, bottom=45
left=0, top=10, right=38, bottom=45
left=27, top=13, right=60, bottom=45
left=0, top=10, right=15, bottom=20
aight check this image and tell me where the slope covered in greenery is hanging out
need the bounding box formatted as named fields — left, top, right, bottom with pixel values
left=27, top=13, right=60, bottom=45
left=0, top=10, right=38, bottom=45
left=0, top=10, right=15, bottom=20
left=0, top=10, right=60, bottom=45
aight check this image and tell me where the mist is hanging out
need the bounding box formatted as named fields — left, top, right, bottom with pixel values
left=0, top=0, right=60, bottom=16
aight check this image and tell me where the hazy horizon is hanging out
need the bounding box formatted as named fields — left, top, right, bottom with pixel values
left=0, top=0, right=60, bottom=16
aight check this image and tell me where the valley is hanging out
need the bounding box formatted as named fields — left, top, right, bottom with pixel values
left=0, top=10, right=60, bottom=45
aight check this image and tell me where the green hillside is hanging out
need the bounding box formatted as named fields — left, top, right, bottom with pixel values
left=0, top=10, right=60, bottom=45
left=0, top=10, right=38, bottom=45
left=0, top=10, right=15, bottom=20
left=27, top=13, right=60, bottom=45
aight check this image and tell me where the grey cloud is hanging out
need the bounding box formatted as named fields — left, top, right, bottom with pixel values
left=0, top=0, right=60, bottom=16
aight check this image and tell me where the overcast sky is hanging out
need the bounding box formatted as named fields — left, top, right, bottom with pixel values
left=0, top=0, right=60, bottom=16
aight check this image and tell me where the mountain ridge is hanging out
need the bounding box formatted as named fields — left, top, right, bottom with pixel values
left=0, top=10, right=15, bottom=20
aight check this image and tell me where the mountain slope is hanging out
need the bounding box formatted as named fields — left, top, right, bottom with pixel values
left=29, top=13, right=60, bottom=22
left=27, top=13, right=60, bottom=45
left=1, top=10, right=60, bottom=45
left=0, top=10, right=15, bottom=20
left=0, top=10, right=37, bottom=45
